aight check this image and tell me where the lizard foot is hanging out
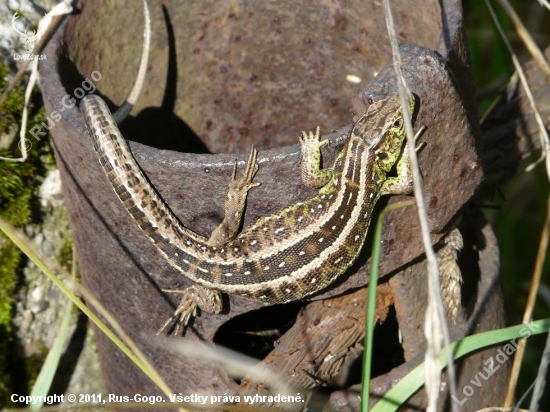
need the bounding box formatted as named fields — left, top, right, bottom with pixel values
left=229, top=145, right=261, bottom=194
left=157, top=285, right=223, bottom=335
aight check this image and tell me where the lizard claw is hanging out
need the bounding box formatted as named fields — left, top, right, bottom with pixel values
left=299, top=126, right=328, bottom=150
left=157, top=288, right=198, bottom=335
left=158, top=286, right=223, bottom=336
left=414, top=125, right=427, bottom=153
left=229, top=145, right=261, bottom=193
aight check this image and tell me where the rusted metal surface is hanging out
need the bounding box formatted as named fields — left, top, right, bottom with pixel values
left=39, top=0, right=508, bottom=409
left=61, top=0, right=442, bottom=154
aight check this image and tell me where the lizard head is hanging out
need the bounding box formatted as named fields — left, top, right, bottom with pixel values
left=351, top=94, right=416, bottom=172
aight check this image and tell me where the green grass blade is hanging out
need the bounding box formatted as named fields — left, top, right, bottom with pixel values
left=361, top=200, right=415, bottom=411
left=370, top=318, right=550, bottom=411
left=0, top=216, right=179, bottom=404
left=29, top=299, right=73, bottom=409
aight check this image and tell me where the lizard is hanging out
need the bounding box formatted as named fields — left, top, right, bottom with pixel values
left=80, top=92, right=421, bottom=334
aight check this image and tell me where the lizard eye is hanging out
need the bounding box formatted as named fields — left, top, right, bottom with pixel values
left=393, top=119, right=403, bottom=128
left=377, top=152, right=388, bottom=160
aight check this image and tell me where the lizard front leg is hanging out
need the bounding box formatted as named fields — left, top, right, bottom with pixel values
left=381, top=128, right=425, bottom=196
left=159, top=146, right=261, bottom=335
left=299, top=126, right=334, bottom=190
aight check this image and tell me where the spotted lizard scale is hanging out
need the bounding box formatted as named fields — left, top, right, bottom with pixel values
left=80, top=93, right=419, bottom=333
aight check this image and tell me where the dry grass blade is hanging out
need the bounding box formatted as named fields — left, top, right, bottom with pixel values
left=381, top=1, right=458, bottom=410
left=514, top=197, right=550, bottom=409
left=160, top=338, right=294, bottom=399
left=474, top=409, right=531, bottom=412
left=0, top=216, right=187, bottom=412
left=113, top=0, right=151, bottom=124
left=0, top=1, right=73, bottom=162
left=0, top=13, right=64, bottom=108
left=483, top=0, right=550, bottom=407
left=74, top=285, right=187, bottom=412
left=529, top=328, right=550, bottom=411
left=495, top=0, right=550, bottom=78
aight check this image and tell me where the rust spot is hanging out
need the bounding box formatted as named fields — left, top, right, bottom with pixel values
left=205, top=211, right=218, bottom=220
left=334, top=14, right=347, bottom=31
left=424, top=56, right=432, bottom=64
left=239, top=127, right=250, bottom=136
left=228, top=12, right=237, bottom=19
left=193, top=47, right=200, bottom=54
left=429, top=196, right=438, bottom=208
left=213, top=98, right=222, bottom=105
left=330, top=98, right=339, bottom=107
left=249, top=73, right=258, bottom=82
left=248, top=11, right=254, bottom=18
left=234, top=35, right=241, bottom=42
left=232, top=102, right=242, bottom=110
left=205, top=120, right=213, bottom=130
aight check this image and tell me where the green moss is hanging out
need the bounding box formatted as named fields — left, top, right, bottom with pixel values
left=58, top=228, right=74, bottom=272
left=0, top=245, right=20, bottom=403
left=0, top=245, right=20, bottom=330
left=0, top=61, right=53, bottom=406
left=0, top=74, right=24, bottom=134
left=0, top=64, right=49, bottom=223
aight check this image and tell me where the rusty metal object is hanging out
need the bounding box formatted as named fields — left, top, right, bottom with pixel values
left=39, top=0, right=508, bottom=409
left=321, top=212, right=509, bottom=411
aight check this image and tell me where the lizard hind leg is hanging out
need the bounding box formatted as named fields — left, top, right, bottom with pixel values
left=159, top=146, right=259, bottom=335
left=157, top=285, right=223, bottom=335
left=209, top=145, right=261, bottom=246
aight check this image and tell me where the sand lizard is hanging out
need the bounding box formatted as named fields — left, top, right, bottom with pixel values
left=80, top=93, right=420, bottom=334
